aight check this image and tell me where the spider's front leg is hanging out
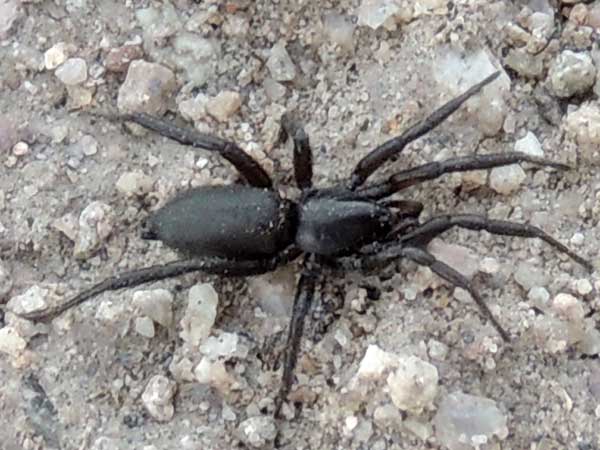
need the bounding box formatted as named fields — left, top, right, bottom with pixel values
left=348, top=71, right=501, bottom=189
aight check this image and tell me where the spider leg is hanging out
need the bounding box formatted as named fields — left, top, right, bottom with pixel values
left=19, top=248, right=300, bottom=323
left=274, top=256, right=317, bottom=417
left=400, top=214, right=592, bottom=271
left=356, top=152, right=569, bottom=200
left=122, top=113, right=273, bottom=189
left=399, top=246, right=511, bottom=342
left=348, top=71, right=500, bottom=190
left=281, top=113, right=313, bottom=190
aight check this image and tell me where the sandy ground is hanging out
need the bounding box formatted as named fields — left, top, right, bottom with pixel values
left=1, top=1, right=600, bottom=449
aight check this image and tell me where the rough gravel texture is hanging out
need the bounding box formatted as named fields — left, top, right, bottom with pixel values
left=1, top=1, right=600, bottom=450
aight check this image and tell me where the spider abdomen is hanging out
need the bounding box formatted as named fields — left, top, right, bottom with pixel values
left=143, top=185, right=296, bottom=259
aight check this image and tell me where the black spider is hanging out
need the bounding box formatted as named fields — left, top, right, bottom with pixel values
left=19, top=71, right=591, bottom=415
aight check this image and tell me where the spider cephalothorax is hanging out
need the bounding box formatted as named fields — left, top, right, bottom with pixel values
left=19, top=71, right=591, bottom=415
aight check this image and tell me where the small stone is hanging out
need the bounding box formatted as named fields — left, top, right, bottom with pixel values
left=194, top=357, right=235, bottom=392
left=552, top=293, right=585, bottom=321
left=357, top=0, right=400, bottom=30
left=117, top=60, right=177, bottom=115
left=178, top=93, right=209, bottom=122
left=574, top=279, right=593, bottom=296
left=169, top=357, right=195, bottom=382
left=343, top=415, right=358, bottom=434
left=489, top=164, right=526, bottom=195
left=141, top=375, right=177, bottom=422
left=180, top=283, right=218, bottom=346
left=579, top=327, right=600, bottom=355
left=505, top=48, right=544, bottom=78
left=12, top=141, right=29, bottom=156
left=565, top=103, right=600, bottom=159
left=135, top=316, right=155, bottom=338
left=44, top=42, right=71, bottom=70
left=104, top=44, right=144, bottom=73
left=115, top=171, right=153, bottom=197
left=356, top=345, right=397, bottom=379
left=373, top=404, right=402, bottom=427
left=514, top=262, right=548, bottom=290
left=206, top=91, right=242, bottom=122
left=248, top=266, right=295, bottom=318
left=79, top=134, right=98, bottom=156
left=51, top=213, right=78, bottom=241
left=428, top=339, right=449, bottom=360
left=515, top=132, right=543, bottom=158
left=0, top=327, right=27, bottom=357
left=66, top=85, right=94, bottom=110
left=55, top=58, right=88, bottom=85
left=266, top=41, right=296, bottom=82
left=528, top=286, right=550, bottom=305
left=569, top=3, right=588, bottom=25
left=263, top=78, right=286, bottom=102
left=548, top=50, right=596, bottom=98
left=73, top=202, right=114, bottom=260
left=570, top=232, right=585, bottom=246
left=429, top=240, right=479, bottom=279
left=238, top=416, right=277, bottom=448
left=386, top=355, right=439, bottom=414
left=7, top=285, right=49, bottom=316
left=433, top=392, right=508, bottom=450
left=132, top=289, right=173, bottom=327
left=199, top=331, right=249, bottom=360
left=479, top=257, right=500, bottom=274
left=0, top=259, right=12, bottom=299
left=323, top=13, right=356, bottom=50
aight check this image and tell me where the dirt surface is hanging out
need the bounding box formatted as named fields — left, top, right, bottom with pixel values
left=1, top=1, right=600, bottom=449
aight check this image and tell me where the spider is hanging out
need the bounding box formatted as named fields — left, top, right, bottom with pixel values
left=19, top=71, right=591, bottom=416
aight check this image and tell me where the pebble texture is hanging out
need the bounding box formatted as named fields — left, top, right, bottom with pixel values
left=1, top=1, right=599, bottom=450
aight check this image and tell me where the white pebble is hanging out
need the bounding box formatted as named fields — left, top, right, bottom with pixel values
left=141, top=375, right=177, bottom=422
left=115, top=171, right=154, bottom=197
left=55, top=57, right=88, bottom=85
left=433, top=392, right=508, bottom=450
left=386, top=355, right=439, bottom=414
left=479, top=257, right=500, bottom=274
left=570, top=232, right=584, bottom=246
left=552, top=293, right=585, bottom=321
left=489, top=164, right=526, bottom=195
left=574, top=279, right=593, bottom=296
left=180, top=283, right=219, bottom=346
left=7, top=285, right=49, bottom=316
left=266, top=41, right=296, bottom=81
left=135, top=316, right=155, bottom=338
left=132, top=289, right=173, bottom=327
left=514, top=131, right=543, bottom=158
left=528, top=286, right=550, bottom=304
left=0, top=326, right=27, bottom=357
left=238, top=416, right=277, bottom=448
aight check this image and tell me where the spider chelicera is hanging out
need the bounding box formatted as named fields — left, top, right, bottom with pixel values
left=19, top=71, right=591, bottom=415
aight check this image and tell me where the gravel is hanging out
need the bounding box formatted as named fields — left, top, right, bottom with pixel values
left=1, top=1, right=599, bottom=449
